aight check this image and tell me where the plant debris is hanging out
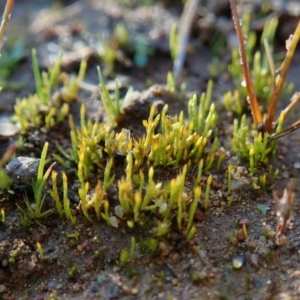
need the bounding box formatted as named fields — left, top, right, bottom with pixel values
left=273, top=178, right=296, bottom=243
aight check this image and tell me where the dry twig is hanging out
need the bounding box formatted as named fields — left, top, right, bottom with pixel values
left=229, top=0, right=262, bottom=128
left=0, top=0, right=14, bottom=47
left=273, top=179, right=296, bottom=243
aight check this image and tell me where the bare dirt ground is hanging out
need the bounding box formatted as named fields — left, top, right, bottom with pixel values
left=1, top=0, right=300, bottom=299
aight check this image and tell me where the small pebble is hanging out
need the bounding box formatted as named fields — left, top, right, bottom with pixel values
left=194, top=210, right=204, bottom=221
left=250, top=254, right=259, bottom=267
left=72, top=283, right=80, bottom=292
left=110, top=216, right=118, bottom=228
left=159, top=203, right=168, bottom=214
left=1, top=259, right=8, bottom=267
left=232, top=252, right=246, bottom=269
left=131, top=288, right=139, bottom=295
left=5, top=156, right=40, bottom=184
left=47, top=280, right=58, bottom=290
left=172, top=253, right=180, bottom=262
left=114, top=205, right=124, bottom=219
left=77, top=245, right=84, bottom=252
left=159, top=241, right=170, bottom=257
left=293, top=162, right=300, bottom=169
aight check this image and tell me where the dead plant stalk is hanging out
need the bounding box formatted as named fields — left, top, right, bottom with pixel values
left=0, top=0, right=14, bottom=47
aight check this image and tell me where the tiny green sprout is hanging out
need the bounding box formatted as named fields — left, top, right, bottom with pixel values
left=187, top=80, right=215, bottom=133
left=259, top=174, right=267, bottom=188
left=91, top=181, right=105, bottom=221
left=118, top=179, right=133, bottom=215
left=207, top=57, right=226, bottom=78
left=60, top=59, right=87, bottom=102
left=36, top=242, right=45, bottom=260
left=127, top=219, right=134, bottom=228
left=257, top=204, right=270, bottom=216
left=140, top=238, right=158, bottom=252
left=67, top=231, right=80, bottom=241
left=249, top=147, right=255, bottom=175
left=229, top=229, right=238, bottom=245
left=17, top=213, right=33, bottom=229
left=231, top=114, right=274, bottom=175
left=141, top=169, right=162, bottom=211
left=50, top=170, right=63, bottom=217
left=97, top=66, right=121, bottom=124
left=157, top=219, right=171, bottom=237
left=166, top=71, right=186, bottom=98
left=130, top=237, right=136, bottom=260
left=187, top=186, right=201, bottom=232
left=68, top=264, right=79, bottom=278
left=32, top=49, right=62, bottom=105
left=194, top=159, right=204, bottom=187
left=166, top=71, right=176, bottom=93
left=17, top=142, right=55, bottom=223
left=242, top=223, right=248, bottom=240
left=114, top=23, right=129, bottom=46
left=1, top=208, right=5, bottom=223
left=227, top=164, right=233, bottom=195
left=62, top=172, right=76, bottom=224
left=0, top=168, right=13, bottom=191
left=186, top=225, right=197, bottom=242
left=120, top=249, right=130, bottom=265
left=217, top=149, right=226, bottom=170
left=268, top=167, right=279, bottom=182
left=191, top=272, right=202, bottom=283
left=204, top=152, right=215, bottom=171
left=101, top=200, right=110, bottom=225
left=52, top=144, right=72, bottom=168
left=69, top=115, right=79, bottom=163
left=204, top=174, right=213, bottom=209
left=103, top=158, right=115, bottom=191
left=78, top=179, right=93, bottom=223
left=223, top=90, right=243, bottom=115
left=143, top=105, right=161, bottom=150
left=169, top=23, right=179, bottom=61
left=126, top=152, right=133, bottom=182
left=133, top=191, right=142, bottom=222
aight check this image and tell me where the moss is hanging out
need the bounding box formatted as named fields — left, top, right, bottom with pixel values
left=1, top=1, right=300, bottom=244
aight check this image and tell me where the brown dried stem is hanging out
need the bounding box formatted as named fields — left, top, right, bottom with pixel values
left=269, top=118, right=300, bottom=141
left=229, top=0, right=262, bottom=128
left=0, top=0, right=14, bottom=46
left=264, top=21, right=300, bottom=133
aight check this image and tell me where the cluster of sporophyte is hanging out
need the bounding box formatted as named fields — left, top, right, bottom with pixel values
left=5, top=0, right=300, bottom=246
left=45, top=80, right=223, bottom=239
left=231, top=111, right=284, bottom=175
left=165, top=71, right=186, bottom=100
left=13, top=49, right=87, bottom=132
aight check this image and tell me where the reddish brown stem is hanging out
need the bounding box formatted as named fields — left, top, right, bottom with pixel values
left=269, top=119, right=300, bottom=141
left=264, top=21, right=300, bottom=133
left=229, top=0, right=262, bottom=128
left=0, top=0, right=14, bottom=45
